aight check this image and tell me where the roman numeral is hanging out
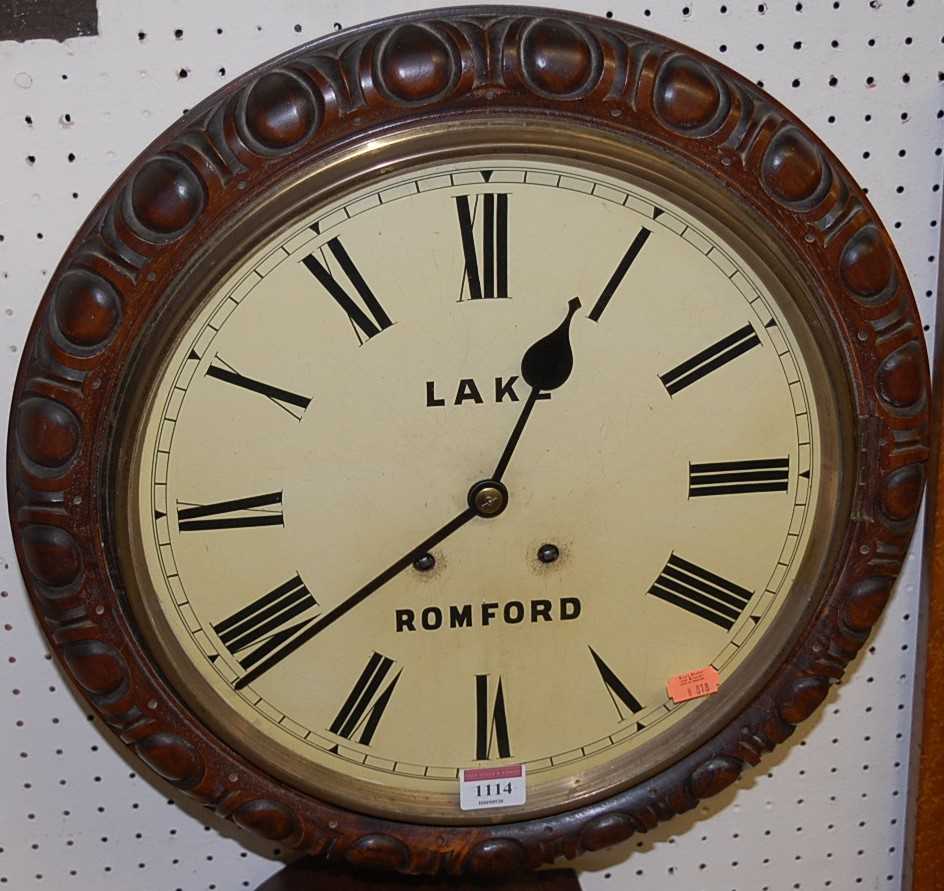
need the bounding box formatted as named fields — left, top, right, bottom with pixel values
left=475, top=674, right=511, bottom=759
left=660, top=323, right=761, bottom=395
left=329, top=652, right=401, bottom=746
left=689, top=457, right=790, bottom=497
left=177, top=491, right=283, bottom=532
left=213, top=574, right=317, bottom=670
left=649, top=554, right=753, bottom=631
left=456, top=194, right=509, bottom=300
left=206, top=356, right=312, bottom=420
left=301, top=238, right=393, bottom=344
left=589, top=647, right=643, bottom=720
left=588, top=227, right=652, bottom=322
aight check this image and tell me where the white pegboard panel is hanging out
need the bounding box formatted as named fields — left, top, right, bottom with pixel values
left=0, top=2, right=941, bottom=890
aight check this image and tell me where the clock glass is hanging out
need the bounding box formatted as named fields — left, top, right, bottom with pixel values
left=118, top=125, right=846, bottom=824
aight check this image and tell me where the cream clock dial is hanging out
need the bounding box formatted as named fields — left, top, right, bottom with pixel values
left=124, top=155, right=836, bottom=823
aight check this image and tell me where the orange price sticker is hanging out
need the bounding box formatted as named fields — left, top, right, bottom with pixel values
left=666, top=666, right=720, bottom=704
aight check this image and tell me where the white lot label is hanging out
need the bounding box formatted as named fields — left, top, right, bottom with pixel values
left=459, top=764, right=527, bottom=811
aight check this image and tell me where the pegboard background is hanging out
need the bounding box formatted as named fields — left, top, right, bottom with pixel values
left=0, top=2, right=941, bottom=889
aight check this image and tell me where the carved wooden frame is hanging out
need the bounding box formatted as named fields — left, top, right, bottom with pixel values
left=7, top=6, right=930, bottom=879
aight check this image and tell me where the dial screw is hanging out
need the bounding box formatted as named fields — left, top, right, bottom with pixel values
left=413, top=552, right=435, bottom=572
left=537, top=543, right=560, bottom=564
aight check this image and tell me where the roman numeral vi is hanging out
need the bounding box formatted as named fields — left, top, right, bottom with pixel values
left=475, top=674, right=511, bottom=759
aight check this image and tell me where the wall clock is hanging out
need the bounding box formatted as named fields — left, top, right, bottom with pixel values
left=7, top=4, right=930, bottom=881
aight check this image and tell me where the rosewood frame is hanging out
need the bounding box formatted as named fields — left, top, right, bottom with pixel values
left=6, top=6, right=930, bottom=879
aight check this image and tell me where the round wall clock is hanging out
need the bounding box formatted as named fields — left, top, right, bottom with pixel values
left=7, top=5, right=930, bottom=879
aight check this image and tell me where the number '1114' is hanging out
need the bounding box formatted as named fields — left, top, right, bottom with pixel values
left=476, top=782, right=514, bottom=797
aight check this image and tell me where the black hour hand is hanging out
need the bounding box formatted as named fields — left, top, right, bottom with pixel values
left=492, top=298, right=581, bottom=482
left=521, top=297, right=581, bottom=391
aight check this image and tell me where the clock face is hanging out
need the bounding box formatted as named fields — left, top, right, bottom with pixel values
left=122, top=150, right=840, bottom=822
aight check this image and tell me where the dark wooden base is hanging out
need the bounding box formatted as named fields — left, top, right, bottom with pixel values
left=256, top=862, right=581, bottom=890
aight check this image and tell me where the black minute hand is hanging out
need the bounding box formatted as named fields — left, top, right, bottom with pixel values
left=234, top=505, right=475, bottom=689
left=492, top=297, right=582, bottom=482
